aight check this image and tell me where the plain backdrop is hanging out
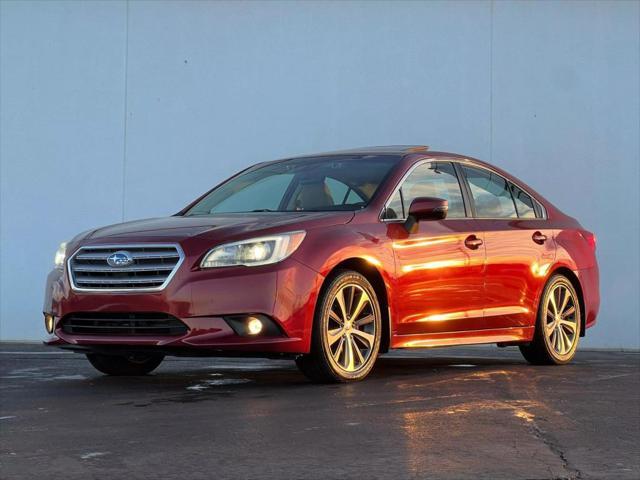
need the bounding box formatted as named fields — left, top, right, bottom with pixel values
left=1, top=0, right=638, bottom=347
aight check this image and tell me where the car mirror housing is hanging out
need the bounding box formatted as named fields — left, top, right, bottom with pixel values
left=404, top=197, right=448, bottom=232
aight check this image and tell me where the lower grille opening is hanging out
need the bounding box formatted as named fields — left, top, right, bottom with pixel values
left=61, top=312, right=189, bottom=336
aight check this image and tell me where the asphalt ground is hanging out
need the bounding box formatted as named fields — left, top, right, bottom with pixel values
left=0, top=343, right=638, bottom=480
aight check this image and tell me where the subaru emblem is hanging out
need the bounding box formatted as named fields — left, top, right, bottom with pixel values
left=107, top=250, right=134, bottom=268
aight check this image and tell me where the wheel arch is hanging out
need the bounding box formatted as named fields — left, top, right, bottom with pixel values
left=548, top=266, right=586, bottom=337
left=321, top=258, right=392, bottom=353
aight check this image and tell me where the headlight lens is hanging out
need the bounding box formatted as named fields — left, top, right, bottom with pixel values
left=201, top=231, right=306, bottom=268
left=54, top=242, right=68, bottom=269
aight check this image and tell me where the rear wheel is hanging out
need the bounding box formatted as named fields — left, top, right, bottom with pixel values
left=520, top=274, right=581, bottom=365
left=86, top=353, right=164, bottom=376
left=296, top=270, right=382, bottom=383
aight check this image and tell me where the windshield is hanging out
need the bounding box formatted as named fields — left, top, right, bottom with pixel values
left=184, top=155, right=399, bottom=215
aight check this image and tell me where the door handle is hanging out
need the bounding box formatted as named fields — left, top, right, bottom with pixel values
left=532, top=231, right=547, bottom=245
left=464, top=235, right=483, bottom=250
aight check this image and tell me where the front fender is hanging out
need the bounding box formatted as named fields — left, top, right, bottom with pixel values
left=290, top=221, right=398, bottom=332
left=292, top=222, right=395, bottom=278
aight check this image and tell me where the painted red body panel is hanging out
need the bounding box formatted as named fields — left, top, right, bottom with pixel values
left=43, top=150, right=600, bottom=355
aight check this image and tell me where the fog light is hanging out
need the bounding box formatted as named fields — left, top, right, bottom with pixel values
left=44, top=314, right=55, bottom=334
left=247, top=317, right=264, bottom=335
left=223, top=314, right=281, bottom=337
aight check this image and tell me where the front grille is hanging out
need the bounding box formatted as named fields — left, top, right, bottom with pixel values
left=68, top=244, right=183, bottom=291
left=61, top=312, right=189, bottom=336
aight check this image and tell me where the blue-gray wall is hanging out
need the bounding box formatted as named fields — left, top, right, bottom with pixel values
left=1, top=1, right=638, bottom=347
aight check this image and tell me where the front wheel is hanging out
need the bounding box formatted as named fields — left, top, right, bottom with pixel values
left=86, top=352, right=164, bottom=376
left=296, top=270, right=382, bottom=383
left=520, top=274, right=581, bottom=365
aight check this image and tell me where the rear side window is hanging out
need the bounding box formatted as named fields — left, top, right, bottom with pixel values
left=461, top=165, right=517, bottom=219
left=383, top=162, right=466, bottom=219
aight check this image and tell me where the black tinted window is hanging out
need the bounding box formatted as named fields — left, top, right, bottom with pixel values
left=462, top=165, right=517, bottom=218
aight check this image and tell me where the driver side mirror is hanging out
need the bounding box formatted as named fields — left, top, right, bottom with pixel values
left=404, top=197, right=448, bottom=232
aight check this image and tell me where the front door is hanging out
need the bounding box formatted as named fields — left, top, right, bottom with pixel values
left=385, top=161, right=486, bottom=336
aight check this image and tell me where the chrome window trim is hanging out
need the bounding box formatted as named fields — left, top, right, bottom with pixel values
left=379, top=158, right=547, bottom=222
left=67, top=243, right=185, bottom=293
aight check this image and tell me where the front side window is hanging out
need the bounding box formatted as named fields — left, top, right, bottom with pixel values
left=383, top=162, right=466, bottom=219
left=185, top=155, right=398, bottom=215
left=461, top=165, right=518, bottom=219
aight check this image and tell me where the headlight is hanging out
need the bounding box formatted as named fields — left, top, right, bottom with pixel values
left=54, top=242, right=68, bottom=269
left=201, top=231, right=306, bottom=268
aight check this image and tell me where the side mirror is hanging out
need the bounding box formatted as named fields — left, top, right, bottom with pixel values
left=404, top=197, right=448, bottom=232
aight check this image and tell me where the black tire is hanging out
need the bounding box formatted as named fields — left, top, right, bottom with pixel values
left=86, top=352, right=164, bottom=376
left=296, top=270, right=382, bottom=383
left=520, top=274, right=581, bottom=365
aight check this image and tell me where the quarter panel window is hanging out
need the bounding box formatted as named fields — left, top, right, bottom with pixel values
left=534, top=200, right=545, bottom=219
left=510, top=183, right=536, bottom=219
left=461, top=166, right=518, bottom=219
left=384, top=190, right=404, bottom=219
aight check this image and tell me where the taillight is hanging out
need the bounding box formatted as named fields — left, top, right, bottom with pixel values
left=582, top=231, right=597, bottom=251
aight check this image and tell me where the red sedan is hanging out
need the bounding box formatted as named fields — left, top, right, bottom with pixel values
left=43, top=146, right=599, bottom=382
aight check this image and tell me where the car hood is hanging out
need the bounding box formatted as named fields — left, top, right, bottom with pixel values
left=82, top=211, right=355, bottom=245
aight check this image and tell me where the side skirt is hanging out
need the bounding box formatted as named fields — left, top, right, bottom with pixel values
left=390, top=326, right=535, bottom=349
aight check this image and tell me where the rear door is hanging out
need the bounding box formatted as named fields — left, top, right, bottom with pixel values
left=458, top=164, right=555, bottom=329
left=385, top=161, right=486, bottom=336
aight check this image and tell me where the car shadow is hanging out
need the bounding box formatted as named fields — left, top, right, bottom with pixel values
left=79, top=351, right=531, bottom=399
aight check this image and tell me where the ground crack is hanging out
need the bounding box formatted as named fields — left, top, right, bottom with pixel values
left=528, top=420, right=583, bottom=480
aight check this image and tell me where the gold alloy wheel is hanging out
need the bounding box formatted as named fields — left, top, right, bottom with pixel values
left=325, top=283, right=377, bottom=373
left=544, top=282, right=579, bottom=356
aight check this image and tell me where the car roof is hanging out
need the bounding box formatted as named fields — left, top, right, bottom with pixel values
left=282, top=146, right=482, bottom=163
left=292, top=145, right=431, bottom=157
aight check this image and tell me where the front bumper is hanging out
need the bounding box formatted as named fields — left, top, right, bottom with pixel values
left=43, top=256, right=323, bottom=355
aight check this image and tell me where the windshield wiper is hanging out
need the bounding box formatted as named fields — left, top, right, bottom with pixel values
left=251, top=209, right=277, bottom=212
